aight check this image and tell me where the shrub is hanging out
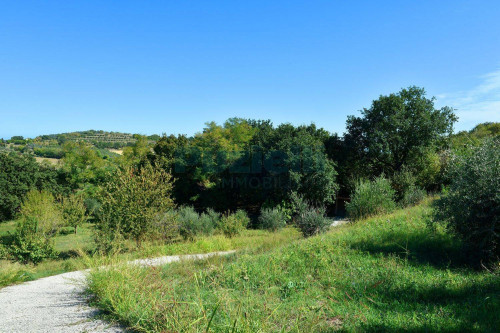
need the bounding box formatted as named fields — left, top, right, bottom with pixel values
left=258, top=207, right=286, bottom=231
left=290, top=191, right=309, bottom=217
left=61, top=194, right=87, bottom=234
left=19, top=190, right=64, bottom=236
left=434, top=139, right=500, bottom=265
left=401, top=185, right=426, bottom=207
left=198, top=212, right=216, bottom=235
left=152, top=210, right=178, bottom=242
left=83, top=197, right=101, bottom=223
left=0, top=243, right=8, bottom=259
left=205, top=208, right=221, bottom=228
left=176, top=206, right=219, bottom=240
left=8, top=217, right=57, bottom=264
left=346, top=176, right=396, bottom=221
left=95, top=164, right=175, bottom=252
left=391, top=166, right=417, bottom=202
left=218, top=210, right=249, bottom=238
left=391, top=166, right=427, bottom=207
left=295, top=206, right=330, bottom=237
left=177, top=206, right=201, bottom=240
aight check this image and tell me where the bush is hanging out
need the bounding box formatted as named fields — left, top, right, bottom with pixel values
left=61, top=194, right=87, bottom=234
left=8, top=217, right=57, bottom=264
left=0, top=243, right=8, bottom=259
left=218, top=210, right=249, bottom=238
left=346, top=176, right=396, bottom=221
left=391, top=166, right=417, bottom=202
left=95, top=164, right=175, bottom=252
left=401, top=186, right=426, bottom=207
left=295, top=206, right=330, bottom=237
left=152, top=211, right=178, bottom=242
left=205, top=208, right=221, bottom=228
left=290, top=191, right=309, bottom=215
left=258, top=207, right=286, bottom=231
left=19, top=190, right=64, bottom=236
left=434, top=139, right=500, bottom=265
left=199, top=212, right=217, bottom=235
left=391, top=166, right=427, bottom=207
left=176, top=206, right=219, bottom=240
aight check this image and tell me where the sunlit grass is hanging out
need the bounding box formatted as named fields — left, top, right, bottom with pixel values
left=0, top=222, right=300, bottom=288
left=87, top=200, right=500, bottom=332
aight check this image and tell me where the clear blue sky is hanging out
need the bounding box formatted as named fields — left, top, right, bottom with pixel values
left=1, top=0, right=499, bottom=139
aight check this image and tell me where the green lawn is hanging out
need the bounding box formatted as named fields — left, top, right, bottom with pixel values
left=1, top=221, right=94, bottom=253
left=87, top=200, right=500, bottom=332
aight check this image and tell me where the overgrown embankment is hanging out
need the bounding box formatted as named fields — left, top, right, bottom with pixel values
left=87, top=200, right=500, bottom=332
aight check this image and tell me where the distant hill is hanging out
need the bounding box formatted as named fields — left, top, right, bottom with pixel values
left=37, top=130, right=136, bottom=144
left=0, top=130, right=160, bottom=157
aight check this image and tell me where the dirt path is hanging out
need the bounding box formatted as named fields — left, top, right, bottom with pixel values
left=0, top=251, right=235, bottom=333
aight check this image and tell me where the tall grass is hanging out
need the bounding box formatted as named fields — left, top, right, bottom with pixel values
left=87, top=200, right=500, bottom=332
left=1, top=225, right=300, bottom=288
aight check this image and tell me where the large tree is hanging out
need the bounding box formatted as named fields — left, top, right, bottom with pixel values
left=344, top=86, right=457, bottom=177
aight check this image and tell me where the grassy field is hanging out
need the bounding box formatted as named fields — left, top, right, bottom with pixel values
left=0, top=221, right=97, bottom=286
left=34, top=156, right=60, bottom=165
left=87, top=200, right=500, bottom=332
left=0, top=221, right=301, bottom=288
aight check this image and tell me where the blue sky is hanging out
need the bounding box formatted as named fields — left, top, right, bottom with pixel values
left=1, top=0, right=499, bottom=139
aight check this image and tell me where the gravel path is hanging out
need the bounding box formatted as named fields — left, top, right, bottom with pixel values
left=330, top=217, right=349, bottom=227
left=0, top=251, right=235, bottom=333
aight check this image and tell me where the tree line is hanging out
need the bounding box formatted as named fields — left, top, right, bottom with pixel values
left=1, top=86, right=498, bottom=265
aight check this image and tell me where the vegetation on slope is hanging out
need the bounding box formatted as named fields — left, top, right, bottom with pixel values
left=87, top=200, right=500, bottom=332
left=0, top=221, right=299, bottom=288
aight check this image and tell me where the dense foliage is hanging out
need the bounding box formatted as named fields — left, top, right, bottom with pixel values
left=258, top=207, right=286, bottom=231
left=334, top=86, right=456, bottom=193
left=176, top=206, right=216, bottom=240
left=94, top=164, right=175, bottom=251
left=346, top=176, right=396, bottom=221
left=19, top=190, right=64, bottom=236
left=0, top=153, right=66, bottom=221
left=8, top=217, right=57, bottom=264
left=61, top=194, right=88, bottom=234
left=2, top=86, right=499, bottom=272
left=151, top=118, right=339, bottom=213
left=218, top=210, right=250, bottom=238
left=434, top=139, right=500, bottom=264
left=294, top=206, right=330, bottom=237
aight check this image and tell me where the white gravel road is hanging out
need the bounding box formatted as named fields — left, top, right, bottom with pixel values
left=0, top=251, right=235, bottom=333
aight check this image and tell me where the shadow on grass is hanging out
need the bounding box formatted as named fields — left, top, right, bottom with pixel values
left=57, top=248, right=94, bottom=260
left=359, top=278, right=500, bottom=332
left=344, top=218, right=499, bottom=331
left=58, top=228, right=76, bottom=236
left=347, top=228, right=469, bottom=269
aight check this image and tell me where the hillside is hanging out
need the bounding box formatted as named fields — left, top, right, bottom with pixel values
left=87, top=200, right=500, bottom=332
left=0, top=130, right=159, bottom=160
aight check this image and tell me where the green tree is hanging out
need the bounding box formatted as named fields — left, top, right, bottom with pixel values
left=19, top=190, right=64, bottom=236
left=61, top=194, right=88, bottom=234
left=61, top=142, right=115, bottom=190
left=120, top=135, right=151, bottom=167
left=344, top=86, right=457, bottom=177
left=95, top=163, right=175, bottom=250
